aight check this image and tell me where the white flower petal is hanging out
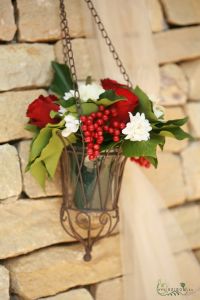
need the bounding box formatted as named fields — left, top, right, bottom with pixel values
left=122, top=112, right=152, bottom=142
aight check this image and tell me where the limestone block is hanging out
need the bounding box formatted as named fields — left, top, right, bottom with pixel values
left=159, top=64, right=188, bottom=106
left=0, top=144, right=22, bottom=200
left=0, top=89, right=47, bottom=143
left=39, top=289, right=94, bottom=300
left=0, top=266, right=9, bottom=300
left=0, top=44, right=55, bottom=91
left=0, top=198, right=74, bottom=259
left=181, top=142, right=200, bottom=201
left=91, top=277, right=123, bottom=300
left=164, top=107, right=188, bottom=153
left=186, top=103, right=200, bottom=138
left=161, top=0, right=200, bottom=25
left=18, top=140, right=62, bottom=198
left=154, top=26, right=200, bottom=64
left=4, top=235, right=121, bottom=299
left=143, top=152, right=186, bottom=207
left=146, top=0, right=167, bottom=32
left=181, top=59, right=200, bottom=100
left=55, top=39, right=103, bottom=80
left=172, top=204, right=200, bottom=250
left=17, top=0, right=94, bottom=42
left=0, top=0, right=16, bottom=41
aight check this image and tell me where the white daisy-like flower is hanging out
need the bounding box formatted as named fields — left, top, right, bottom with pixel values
left=61, top=114, right=79, bottom=137
left=122, top=112, right=152, bottom=142
left=78, top=82, right=105, bottom=102
left=63, top=91, right=74, bottom=101
left=153, top=103, right=165, bottom=120
left=58, top=106, right=68, bottom=116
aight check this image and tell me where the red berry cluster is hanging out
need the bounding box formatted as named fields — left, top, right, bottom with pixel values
left=80, top=105, right=126, bottom=160
left=130, top=157, right=150, bottom=168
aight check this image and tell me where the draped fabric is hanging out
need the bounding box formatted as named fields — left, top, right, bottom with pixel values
left=119, top=161, right=200, bottom=300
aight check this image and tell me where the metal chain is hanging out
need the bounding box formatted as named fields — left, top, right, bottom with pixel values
left=84, top=0, right=133, bottom=88
left=59, top=0, right=82, bottom=114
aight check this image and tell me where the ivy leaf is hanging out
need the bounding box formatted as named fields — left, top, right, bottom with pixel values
left=159, top=127, right=192, bottom=140
left=133, top=86, right=158, bottom=122
left=96, top=98, right=124, bottom=107
left=29, top=160, right=47, bottom=188
left=122, top=134, right=165, bottom=158
left=57, top=98, right=76, bottom=108
left=160, top=117, right=188, bottom=127
left=25, top=124, right=40, bottom=133
left=50, top=61, right=74, bottom=97
left=99, top=89, right=125, bottom=101
left=67, top=102, right=98, bottom=115
left=28, top=127, right=52, bottom=163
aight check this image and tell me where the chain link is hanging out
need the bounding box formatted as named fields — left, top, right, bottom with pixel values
left=59, top=0, right=133, bottom=95
left=84, top=0, right=133, bottom=88
left=59, top=0, right=82, bottom=114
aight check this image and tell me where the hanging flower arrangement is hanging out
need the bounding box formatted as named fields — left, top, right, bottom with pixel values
left=25, top=61, right=190, bottom=187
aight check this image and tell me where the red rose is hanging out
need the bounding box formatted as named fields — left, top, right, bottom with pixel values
left=101, top=78, right=138, bottom=123
left=26, top=95, right=59, bottom=128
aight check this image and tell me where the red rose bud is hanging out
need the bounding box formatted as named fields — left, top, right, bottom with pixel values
left=101, top=78, right=138, bottom=123
left=26, top=95, right=59, bottom=128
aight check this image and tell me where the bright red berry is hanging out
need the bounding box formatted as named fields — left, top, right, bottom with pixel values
left=113, top=121, right=120, bottom=128
left=104, top=125, right=109, bottom=131
left=80, top=115, right=87, bottom=122
left=97, top=131, right=103, bottom=136
left=87, top=148, right=93, bottom=155
left=87, top=143, right=93, bottom=149
left=81, top=125, right=87, bottom=131
left=84, top=131, right=91, bottom=137
left=113, top=136, right=120, bottom=142
left=104, top=109, right=110, bottom=115
left=94, top=150, right=100, bottom=157
left=86, top=119, right=92, bottom=125
left=89, top=155, right=95, bottom=160
left=102, top=115, right=108, bottom=121
left=108, top=128, right=114, bottom=134
left=85, top=137, right=92, bottom=143
left=120, top=122, right=126, bottom=129
left=114, top=129, right=120, bottom=136
left=88, top=125, right=94, bottom=131
left=94, top=123, right=98, bottom=129
left=99, top=105, right=105, bottom=111
left=97, top=112, right=103, bottom=118
left=97, top=119, right=103, bottom=126
left=91, top=112, right=96, bottom=118
left=93, top=144, right=100, bottom=150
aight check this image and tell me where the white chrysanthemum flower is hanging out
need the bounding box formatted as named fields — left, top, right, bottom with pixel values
left=61, top=114, right=79, bottom=137
left=78, top=82, right=105, bottom=102
left=153, top=103, right=165, bottom=120
left=63, top=91, right=74, bottom=101
left=122, top=112, right=152, bottom=142
left=58, top=106, right=68, bottom=116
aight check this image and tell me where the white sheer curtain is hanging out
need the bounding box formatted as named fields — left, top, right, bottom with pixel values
left=120, top=161, right=200, bottom=300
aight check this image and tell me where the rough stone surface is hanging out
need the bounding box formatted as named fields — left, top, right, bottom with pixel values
left=0, top=44, right=55, bottom=91
left=172, top=204, right=200, bottom=250
left=5, top=235, right=121, bottom=299
left=181, top=59, right=200, bottom=100
left=0, top=144, right=22, bottom=200
left=154, top=26, right=200, bottom=64
left=164, top=107, right=188, bottom=152
left=146, top=0, right=167, bottom=32
left=55, top=39, right=103, bottom=80
left=161, top=0, right=200, bottom=25
left=143, top=152, right=186, bottom=207
left=0, top=90, right=47, bottom=143
left=0, top=198, right=74, bottom=259
left=186, top=103, right=200, bottom=138
left=18, top=141, right=62, bottom=198
left=17, top=0, right=94, bottom=42
left=181, top=142, right=200, bottom=201
left=39, top=289, right=94, bottom=300
left=159, top=64, right=188, bottom=106
left=91, top=277, right=123, bottom=300
left=0, top=266, right=9, bottom=300
left=0, top=0, right=16, bottom=41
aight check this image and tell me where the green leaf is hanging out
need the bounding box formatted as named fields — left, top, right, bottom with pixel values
left=99, top=89, right=125, bottom=101
left=145, top=156, right=158, bottom=168
left=133, top=86, right=158, bottom=122
left=67, top=102, right=98, bottom=115
left=160, top=127, right=191, bottom=140
left=50, top=110, right=59, bottom=119
left=122, top=134, right=165, bottom=158
left=50, top=61, right=74, bottom=97
left=161, top=117, right=188, bottom=127
left=29, top=127, right=52, bottom=162
left=25, top=124, right=40, bottom=133
left=96, top=98, right=124, bottom=107
left=29, top=160, right=47, bottom=189
left=58, top=97, right=76, bottom=108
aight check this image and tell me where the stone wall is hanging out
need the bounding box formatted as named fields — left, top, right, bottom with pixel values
left=0, top=0, right=200, bottom=299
